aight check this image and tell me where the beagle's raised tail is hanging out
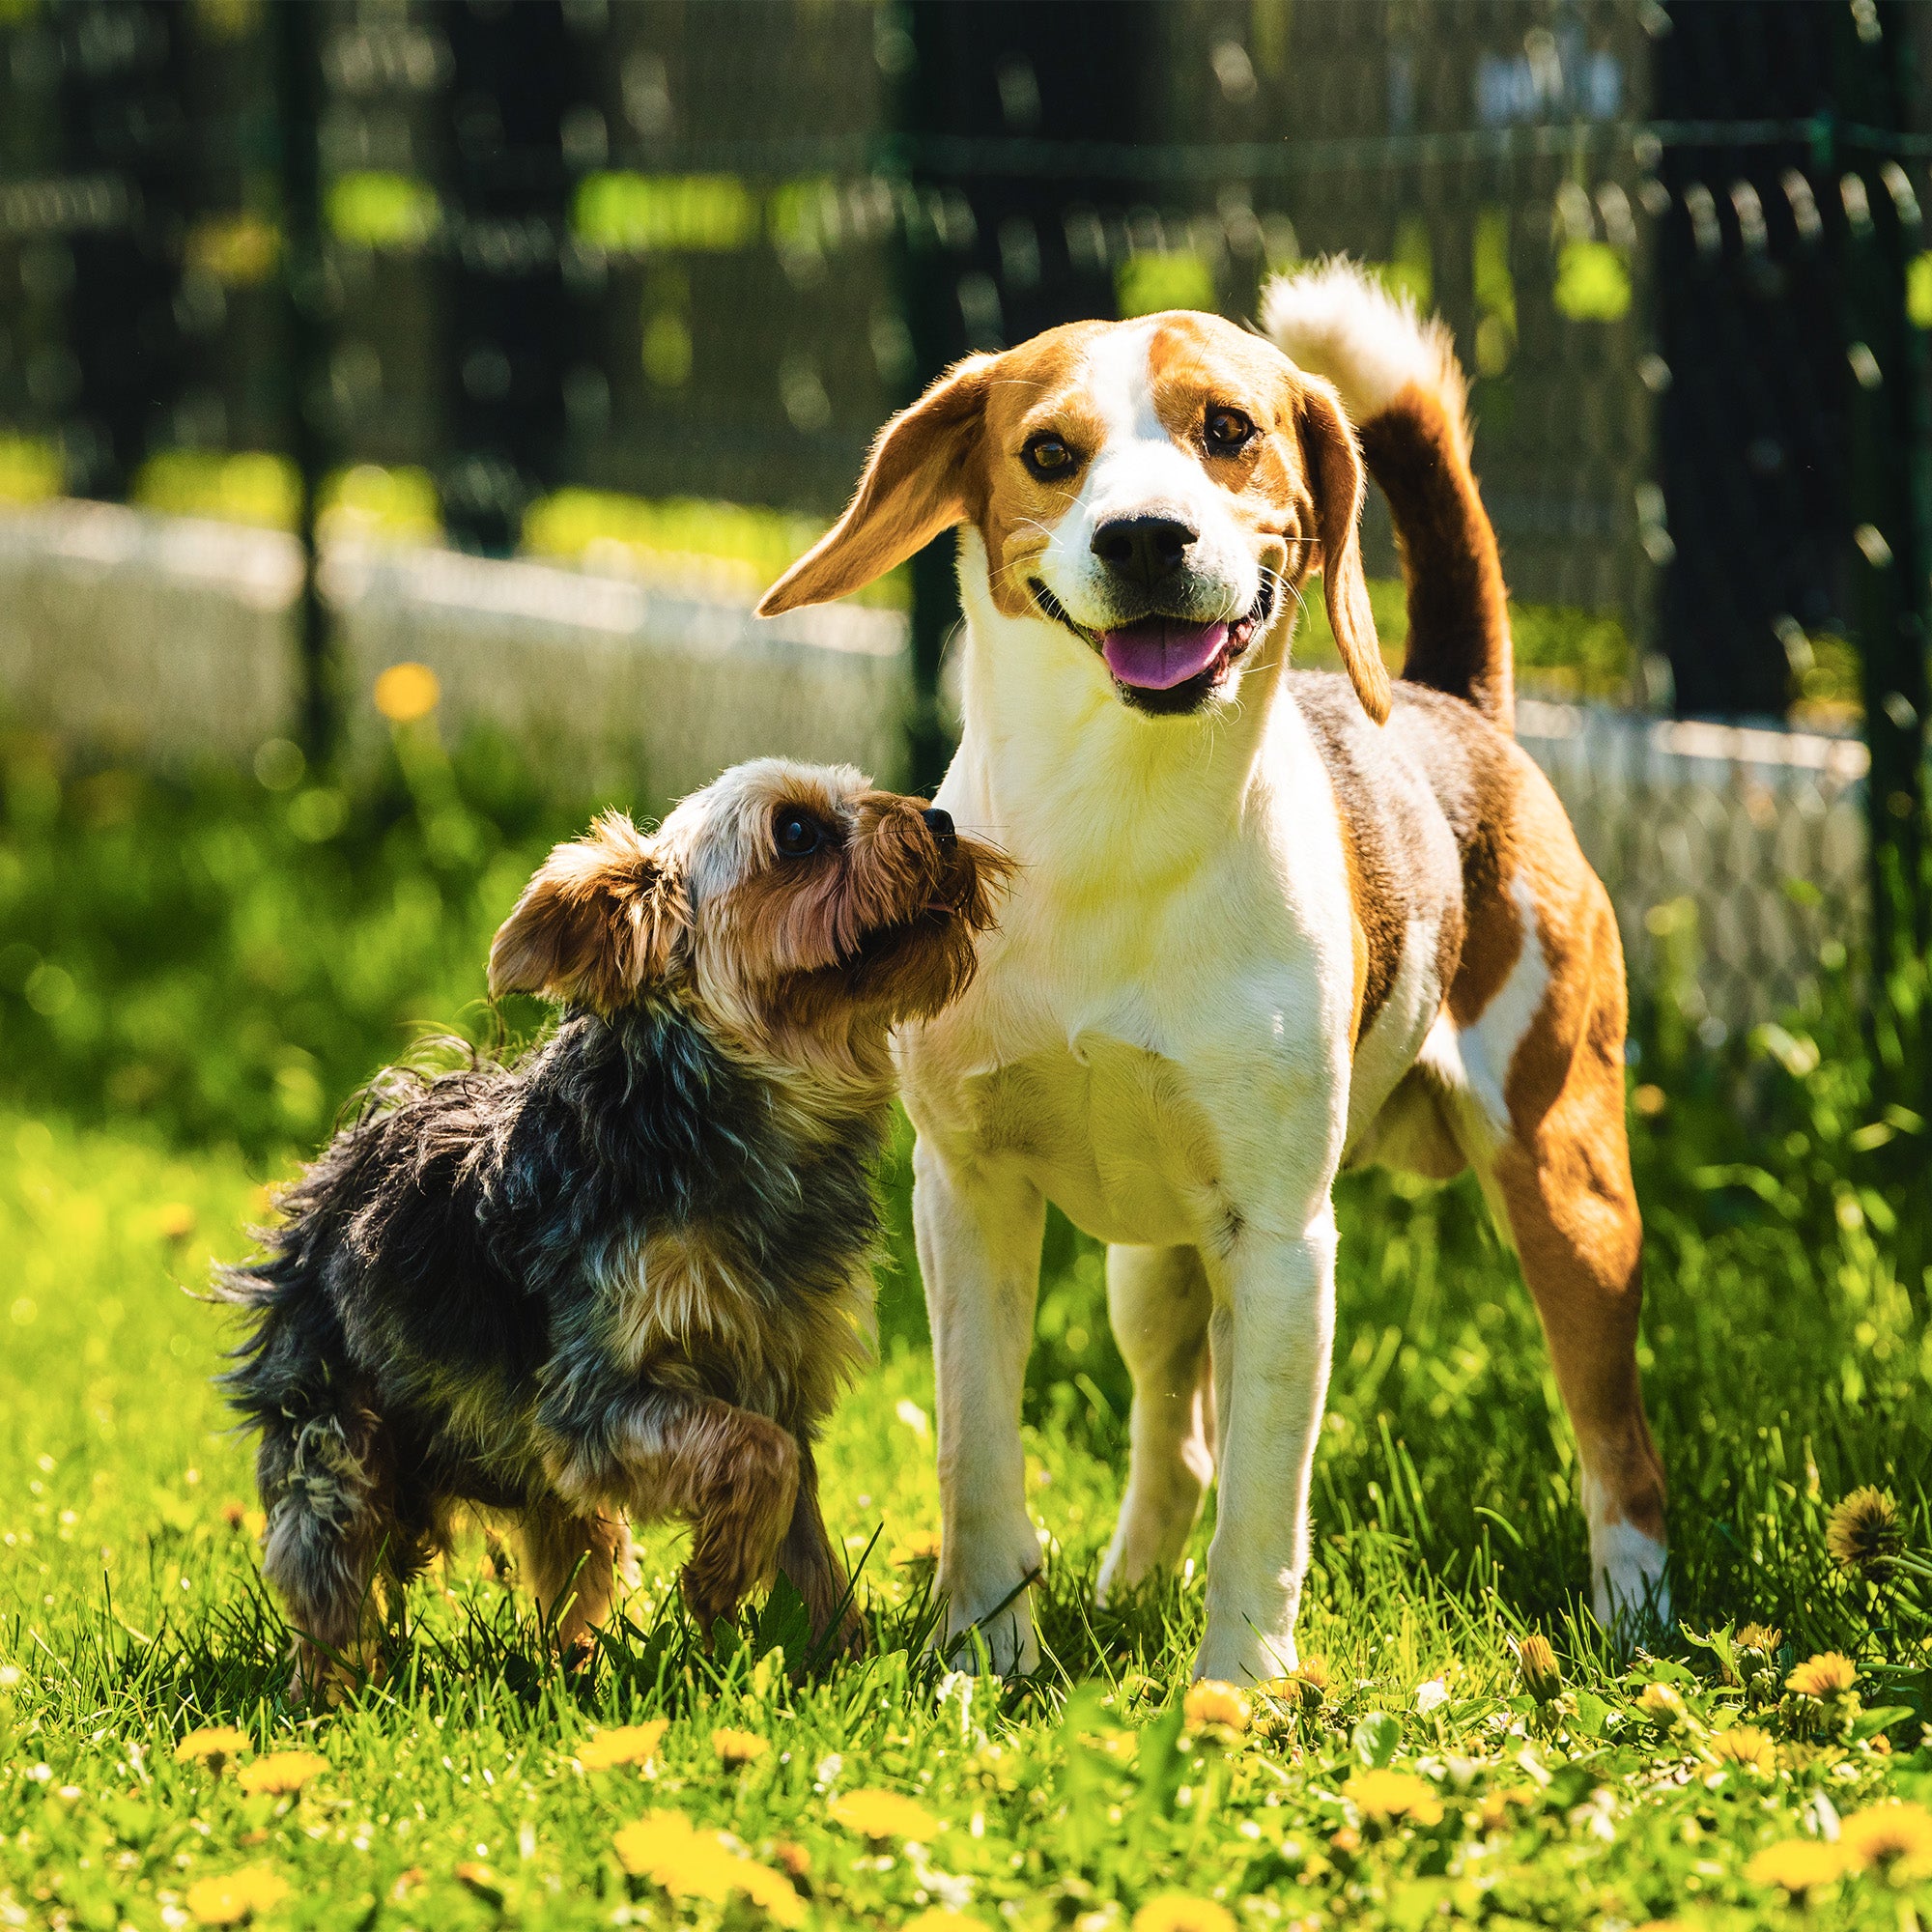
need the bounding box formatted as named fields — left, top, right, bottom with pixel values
left=1264, top=259, right=1515, bottom=733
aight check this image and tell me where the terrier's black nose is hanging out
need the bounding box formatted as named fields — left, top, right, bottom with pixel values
left=1091, top=514, right=1198, bottom=586
left=922, top=806, right=956, bottom=854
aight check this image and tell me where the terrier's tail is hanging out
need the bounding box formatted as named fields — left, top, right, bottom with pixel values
left=1263, top=259, right=1514, bottom=731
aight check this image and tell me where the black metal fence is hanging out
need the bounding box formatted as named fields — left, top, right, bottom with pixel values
left=1, top=0, right=1929, bottom=1066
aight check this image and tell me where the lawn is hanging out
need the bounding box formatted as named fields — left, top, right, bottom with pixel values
left=3, top=727, right=1931, bottom=1930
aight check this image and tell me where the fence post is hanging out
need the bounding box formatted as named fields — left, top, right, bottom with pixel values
left=889, top=7, right=955, bottom=796
left=434, top=0, right=584, bottom=558
left=888, top=1, right=1154, bottom=794
left=272, top=0, right=332, bottom=761
left=1835, top=4, right=1931, bottom=1116
left=57, top=0, right=187, bottom=502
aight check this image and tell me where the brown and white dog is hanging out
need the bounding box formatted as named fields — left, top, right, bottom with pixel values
left=760, top=261, right=1666, bottom=1684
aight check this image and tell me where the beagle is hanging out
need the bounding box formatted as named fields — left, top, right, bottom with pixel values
left=759, top=260, right=1667, bottom=1684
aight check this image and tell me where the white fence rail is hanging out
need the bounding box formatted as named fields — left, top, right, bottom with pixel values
left=0, top=503, right=1863, bottom=1035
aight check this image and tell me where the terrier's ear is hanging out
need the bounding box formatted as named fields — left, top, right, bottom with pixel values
left=757, top=354, right=996, bottom=613
left=488, top=813, right=689, bottom=1012
left=1299, top=378, right=1392, bottom=725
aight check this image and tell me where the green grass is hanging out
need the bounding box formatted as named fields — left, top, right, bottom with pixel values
left=4, top=1106, right=1932, bottom=1930
left=5, top=736, right=1932, bottom=1929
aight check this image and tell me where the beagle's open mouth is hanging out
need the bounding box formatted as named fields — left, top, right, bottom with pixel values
left=1030, top=579, right=1275, bottom=708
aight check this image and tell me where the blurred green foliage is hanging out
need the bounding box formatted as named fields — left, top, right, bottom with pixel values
left=1296, top=578, right=1645, bottom=706
left=0, top=722, right=574, bottom=1161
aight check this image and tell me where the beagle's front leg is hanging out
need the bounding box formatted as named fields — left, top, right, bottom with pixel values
left=1195, top=1200, right=1340, bottom=1685
left=912, top=1135, right=1047, bottom=1676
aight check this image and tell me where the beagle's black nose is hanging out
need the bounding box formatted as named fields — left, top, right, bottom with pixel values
left=922, top=807, right=956, bottom=854
left=1092, top=514, right=1198, bottom=586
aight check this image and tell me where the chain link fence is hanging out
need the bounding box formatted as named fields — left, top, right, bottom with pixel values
left=2, top=0, right=1929, bottom=1042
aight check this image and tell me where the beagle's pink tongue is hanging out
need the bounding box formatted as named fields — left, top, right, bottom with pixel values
left=1100, top=617, right=1230, bottom=691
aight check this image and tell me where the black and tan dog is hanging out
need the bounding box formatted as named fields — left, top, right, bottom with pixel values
left=218, top=758, right=1005, bottom=1693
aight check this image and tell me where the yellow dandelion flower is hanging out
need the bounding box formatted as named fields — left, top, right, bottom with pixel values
left=895, top=1529, right=943, bottom=1564
left=454, top=1863, right=503, bottom=1903
left=578, top=1721, right=669, bottom=1771
left=1132, top=1895, right=1236, bottom=1932
left=1342, top=1769, right=1445, bottom=1828
left=1826, top=1487, right=1906, bottom=1576
left=612, top=1811, right=803, bottom=1926
left=828, top=1787, right=942, bottom=1841
left=1839, top=1800, right=1932, bottom=1876
left=1786, top=1652, right=1859, bottom=1699
left=373, top=661, right=440, bottom=724
left=904, top=1914, right=987, bottom=1932
left=1709, top=1725, right=1776, bottom=1774
left=1517, top=1633, right=1561, bottom=1702
left=1479, top=1786, right=1534, bottom=1832
left=156, top=1202, right=198, bottom=1242
left=235, top=1750, right=327, bottom=1797
left=1736, top=1622, right=1782, bottom=1657
left=1182, top=1679, right=1252, bottom=1734
left=1258, top=1658, right=1328, bottom=1719
left=615, top=1811, right=739, bottom=1903
left=1747, top=1838, right=1848, bottom=1897
left=613, top=1811, right=704, bottom=1882
left=735, top=1861, right=809, bottom=1926
left=1636, top=1683, right=1687, bottom=1726
left=711, top=1726, right=771, bottom=1768
left=184, top=1865, right=289, bottom=1925
left=175, top=1727, right=251, bottom=1772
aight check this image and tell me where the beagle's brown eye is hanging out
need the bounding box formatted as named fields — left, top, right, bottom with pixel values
left=1206, top=408, right=1256, bottom=453
left=1022, top=434, right=1076, bottom=479
left=773, top=809, right=828, bottom=858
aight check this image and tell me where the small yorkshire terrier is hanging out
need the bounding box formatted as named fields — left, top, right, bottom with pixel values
left=218, top=759, right=1006, bottom=1692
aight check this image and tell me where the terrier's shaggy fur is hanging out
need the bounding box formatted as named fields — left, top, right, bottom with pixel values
left=217, top=759, right=1007, bottom=1693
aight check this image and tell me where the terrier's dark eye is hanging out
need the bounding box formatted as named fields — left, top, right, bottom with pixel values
left=1206, top=407, right=1256, bottom=453
left=1022, top=434, right=1076, bottom=479
left=773, top=808, right=828, bottom=858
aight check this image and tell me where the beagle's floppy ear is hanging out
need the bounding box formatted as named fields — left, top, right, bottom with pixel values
left=757, top=355, right=995, bottom=613
left=1299, top=379, right=1392, bottom=725
left=488, top=812, right=689, bottom=1013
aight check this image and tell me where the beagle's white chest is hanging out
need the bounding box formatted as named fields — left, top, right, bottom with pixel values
left=955, top=1032, right=1227, bottom=1251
